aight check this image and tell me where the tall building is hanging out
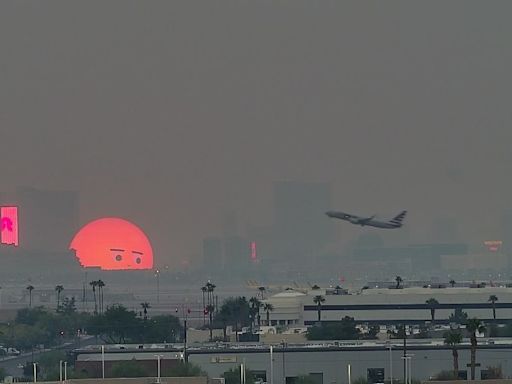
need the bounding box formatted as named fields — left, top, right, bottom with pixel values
left=428, top=217, right=459, bottom=243
left=15, top=186, right=79, bottom=252
left=224, top=235, right=249, bottom=271
left=272, top=181, right=334, bottom=263
left=501, top=211, right=512, bottom=255
left=202, top=237, right=224, bottom=272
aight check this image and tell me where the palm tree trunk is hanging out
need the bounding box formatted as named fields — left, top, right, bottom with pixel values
left=431, top=309, right=435, bottom=322
left=202, top=291, right=205, bottom=326
left=266, top=311, right=270, bottom=325
left=470, top=343, right=476, bottom=380
left=93, top=288, right=97, bottom=314
left=493, top=307, right=496, bottom=320
left=317, top=307, right=321, bottom=322
left=209, top=312, right=213, bottom=340
left=453, top=348, right=459, bottom=377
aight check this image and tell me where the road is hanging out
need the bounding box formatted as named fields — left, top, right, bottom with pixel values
left=0, top=336, right=97, bottom=377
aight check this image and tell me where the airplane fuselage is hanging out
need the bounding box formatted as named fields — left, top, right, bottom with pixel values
left=326, top=210, right=405, bottom=229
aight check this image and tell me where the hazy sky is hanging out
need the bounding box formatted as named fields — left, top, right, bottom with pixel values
left=1, top=1, right=511, bottom=266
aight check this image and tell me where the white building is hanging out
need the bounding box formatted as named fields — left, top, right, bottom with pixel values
left=260, top=286, right=512, bottom=326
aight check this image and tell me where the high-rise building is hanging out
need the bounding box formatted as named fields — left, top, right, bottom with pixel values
left=428, top=217, right=459, bottom=243
left=15, top=186, right=79, bottom=252
left=224, top=235, right=249, bottom=270
left=202, top=237, right=224, bottom=272
left=501, top=211, right=512, bottom=255
left=272, top=181, right=334, bottom=262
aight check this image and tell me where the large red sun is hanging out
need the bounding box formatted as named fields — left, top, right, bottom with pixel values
left=70, top=218, right=154, bottom=270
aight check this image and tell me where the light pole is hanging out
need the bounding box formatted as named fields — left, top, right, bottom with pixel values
left=155, top=270, right=160, bottom=304
left=59, top=360, right=63, bottom=382
left=64, top=361, right=67, bottom=382
left=155, top=354, right=163, bottom=383
left=388, top=343, right=393, bottom=384
left=101, top=345, right=105, bottom=379
left=240, top=363, right=246, bottom=384
left=406, top=354, right=414, bottom=384
left=270, top=345, right=274, bottom=384
left=401, top=356, right=412, bottom=384
left=33, top=363, right=37, bottom=383
left=348, top=364, right=352, bottom=384
left=281, top=342, right=286, bottom=384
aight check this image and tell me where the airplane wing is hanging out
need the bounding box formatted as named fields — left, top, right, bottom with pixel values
left=325, top=211, right=359, bottom=220
left=357, top=215, right=376, bottom=224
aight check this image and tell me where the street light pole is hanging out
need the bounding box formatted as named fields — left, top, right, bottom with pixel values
left=155, top=354, right=163, bottom=383
left=33, top=363, right=37, bottom=383
left=270, top=345, right=274, bottom=384
left=406, top=354, right=414, bottom=384
left=401, top=356, right=412, bottom=384
left=101, top=345, right=105, bottom=379
left=388, top=344, right=393, bottom=384
left=59, top=360, right=63, bottom=383
left=155, top=270, right=160, bottom=304
left=64, top=361, right=67, bottom=382
left=348, top=364, right=352, bottom=384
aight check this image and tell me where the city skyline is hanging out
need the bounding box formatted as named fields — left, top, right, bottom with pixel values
left=1, top=2, right=511, bottom=270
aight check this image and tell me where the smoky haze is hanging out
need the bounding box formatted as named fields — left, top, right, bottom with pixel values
left=1, top=1, right=511, bottom=274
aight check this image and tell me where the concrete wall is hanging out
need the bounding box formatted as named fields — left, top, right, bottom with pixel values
left=12, top=378, right=207, bottom=384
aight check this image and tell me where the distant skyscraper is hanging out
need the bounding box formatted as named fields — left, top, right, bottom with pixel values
left=501, top=211, right=512, bottom=255
left=15, top=186, right=79, bottom=252
left=428, top=217, right=459, bottom=243
left=272, top=181, right=334, bottom=262
left=202, top=237, right=223, bottom=271
left=224, top=235, right=249, bottom=270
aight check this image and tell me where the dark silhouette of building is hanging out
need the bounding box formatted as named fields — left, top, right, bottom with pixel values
left=272, top=181, right=334, bottom=263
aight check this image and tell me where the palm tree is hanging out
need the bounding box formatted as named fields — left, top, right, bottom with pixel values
left=205, top=281, right=216, bottom=339
left=466, top=318, right=486, bottom=380
left=89, top=280, right=98, bottom=314
left=140, top=302, right=151, bottom=320
left=313, top=295, right=326, bottom=322
left=26, top=285, right=34, bottom=308
left=55, top=285, right=64, bottom=311
left=488, top=295, right=498, bottom=320
left=395, top=276, right=403, bottom=289
left=201, top=286, right=207, bottom=326
left=311, top=284, right=320, bottom=290
left=97, top=280, right=105, bottom=314
left=249, top=297, right=262, bottom=329
left=444, top=330, right=463, bottom=377
left=206, top=304, right=215, bottom=340
left=426, top=298, right=440, bottom=323
left=258, top=286, right=266, bottom=299
left=449, top=279, right=456, bottom=288
left=263, top=303, right=274, bottom=326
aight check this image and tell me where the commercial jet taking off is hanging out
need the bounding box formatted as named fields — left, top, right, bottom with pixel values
left=326, top=210, right=407, bottom=229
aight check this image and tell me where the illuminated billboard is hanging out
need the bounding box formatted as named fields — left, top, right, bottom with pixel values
left=70, top=217, right=154, bottom=270
left=1, top=206, right=19, bottom=246
left=250, top=241, right=257, bottom=262
left=484, top=240, right=502, bottom=252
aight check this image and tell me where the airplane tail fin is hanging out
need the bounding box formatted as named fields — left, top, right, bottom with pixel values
left=389, top=210, right=407, bottom=226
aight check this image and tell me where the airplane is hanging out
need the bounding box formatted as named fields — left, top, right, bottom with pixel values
left=325, top=210, right=407, bottom=229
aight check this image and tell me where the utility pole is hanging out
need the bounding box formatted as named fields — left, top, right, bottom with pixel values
left=403, top=325, right=407, bottom=384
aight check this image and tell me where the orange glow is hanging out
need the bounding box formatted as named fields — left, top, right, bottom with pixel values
left=70, top=218, right=153, bottom=270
